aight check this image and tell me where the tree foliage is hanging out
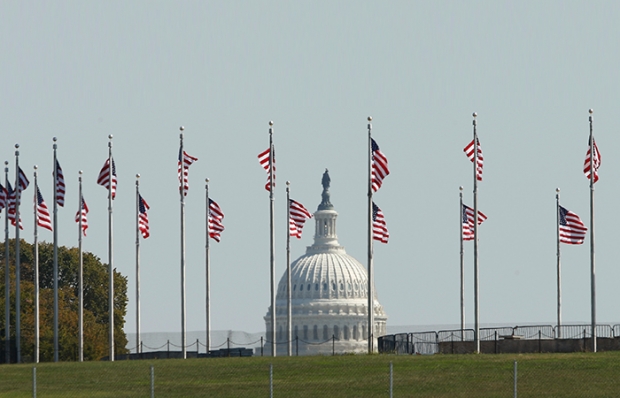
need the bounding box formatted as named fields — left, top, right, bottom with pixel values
left=0, top=239, right=128, bottom=361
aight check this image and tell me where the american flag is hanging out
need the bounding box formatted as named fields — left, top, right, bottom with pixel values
left=258, top=147, right=275, bottom=191
left=17, top=167, right=30, bottom=192
left=36, top=186, right=53, bottom=232
left=97, top=158, right=117, bottom=199
left=138, top=194, right=150, bottom=239
left=559, top=205, right=587, bottom=245
left=75, top=195, right=89, bottom=237
left=464, top=138, right=484, bottom=182
left=372, top=202, right=389, bottom=244
left=54, top=159, right=65, bottom=206
left=583, top=137, right=601, bottom=183
left=178, top=148, right=198, bottom=196
left=208, top=198, right=225, bottom=242
left=371, top=138, right=390, bottom=192
left=7, top=182, right=22, bottom=230
left=0, top=183, right=6, bottom=212
left=289, top=199, right=313, bottom=239
left=462, top=204, right=487, bottom=241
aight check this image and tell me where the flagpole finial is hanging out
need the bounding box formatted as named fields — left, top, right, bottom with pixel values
left=269, top=121, right=274, bottom=126
left=136, top=174, right=140, bottom=179
left=473, top=112, right=477, bottom=118
left=368, top=116, right=372, bottom=122
left=34, top=165, right=38, bottom=170
left=79, top=170, right=83, bottom=175
left=556, top=187, right=560, bottom=193
left=15, top=144, right=19, bottom=149
left=53, top=137, right=57, bottom=142
left=589, top=109, right=593, bottom=114
left=205, top=178, right=209, bottom=183
left=108, top=134, right=113, bottom=140
left=459, top=186, right=463, bottom=192
left=180, top=126, right=184, bottom=131
left=286, top=180, right=290, bottom=186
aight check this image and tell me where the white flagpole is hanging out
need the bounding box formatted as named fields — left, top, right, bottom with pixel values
left=52, top=137, right=59, bottom=362
left=179, top=127, right=187, bottom=359
left=459, top=186, right=465, bottom=341
left=472, top=112, right=480, bottom=354
left=33, top=166, right=39, bottom=364
left=107, top=134, right=115, bottom=361
left=205, top=178, right=211, bottom=353
left=367, top=116, right=374, bottom=354
left=286, top=181, right=291, bottom=356
left=268, top=121, right=276, bottom=357
left=14, top=144, right=21, bottom=363
left=556, top=188, right=562, bottom=338
left=136, top=174, right=141, bottom=354
left=78, top=171, right=84, bottom=362
left=4, top=161, right=10, bottom=364
left=588, top=109, right=596, bottom=353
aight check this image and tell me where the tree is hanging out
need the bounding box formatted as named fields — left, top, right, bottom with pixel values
left=0, top=239, right=128, bottom=362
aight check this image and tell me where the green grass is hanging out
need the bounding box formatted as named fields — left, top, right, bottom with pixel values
left=2, top=352, right=620, bottom=397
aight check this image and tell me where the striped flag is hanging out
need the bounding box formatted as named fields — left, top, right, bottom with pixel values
left=371, top=138, right=390, bottom=192
left=372, top=202, right=389, bottom=244
left=462, top=204, right=487, bottom=241
left=138, top=195, right=150, bottom=239
left=559, top=205, right=587, bottom=244
left=289, top=199, right=312, bottom=239
left=54, top=159, right=65, bottom=206
left=97, top=158, right=117, bottom=199
left=75, top=196, right=89, bottom=236
left=258, top=147, right=275, bottom=191
left=178, top=148, right=198, bottom=196
left=17, top=167, right=30, bottom=192
left=583, top=137, right=601, bottom=183
left=35, top=186, right=53, bottom=231
left=7, top=182, right=22, bottom=230
left=0, top=183, right=6, bottom=212
left=208, top=198, right=225, bottom=242
left=464, top=138, right=484, bottom=181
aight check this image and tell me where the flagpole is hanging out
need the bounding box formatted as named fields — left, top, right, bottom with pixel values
left=367, top=116, right=374, bottom=354
left=556, top=188, right=562, bottom=337
left=52, top=137, right=59, bottom=362
left=107, top=134, right=115, bottom=361
left=472, top=112, right=480, bottom=354
left=4, top=161, right=10, bottom=364
left=14, top=144, right=21, bottom=363
left=179, top=127, right=187, bottom=359
left=135, top=174, right=141, bottom=354
left=78, top=171, right=84, bottom=362
left=459, top=186, right=465, bottom=341
left=268, top=121, right=276, bottom=357
left=588, top=109, right=596, bottom=353
left=286, top=181, right=292, bottom=356
left=33, top=166, right=39, bottom=363
left=205, top=178, right=211, bottom=353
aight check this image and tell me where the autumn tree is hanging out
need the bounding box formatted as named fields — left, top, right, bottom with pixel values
left=0, top=239, right=128, bottom=362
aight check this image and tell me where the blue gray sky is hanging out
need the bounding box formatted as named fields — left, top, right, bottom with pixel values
left=2, top=1, right=620, bottom=338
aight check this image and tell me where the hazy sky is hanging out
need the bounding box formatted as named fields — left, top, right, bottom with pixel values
left=2, top=1, right=620, bottom=342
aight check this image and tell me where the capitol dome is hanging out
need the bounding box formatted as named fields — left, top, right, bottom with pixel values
left=264, top=170, right=387, bottom=355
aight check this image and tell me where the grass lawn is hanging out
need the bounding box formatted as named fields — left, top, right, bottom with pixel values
left=2, top=351, right=620, bottom=397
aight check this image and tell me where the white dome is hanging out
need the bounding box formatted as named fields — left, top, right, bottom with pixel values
left=264, top=171, right=387, bottom=355
left=277, top=242, right=370, bottom=301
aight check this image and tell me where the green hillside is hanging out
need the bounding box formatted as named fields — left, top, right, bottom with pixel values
left=2, top=352, right=620, bottom=397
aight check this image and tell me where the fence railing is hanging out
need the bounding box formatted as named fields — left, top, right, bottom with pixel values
left=378, top=324, right=620, bottom=355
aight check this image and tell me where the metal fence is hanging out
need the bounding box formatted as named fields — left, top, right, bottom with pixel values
left=378, top=324, right=620, bottom=355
